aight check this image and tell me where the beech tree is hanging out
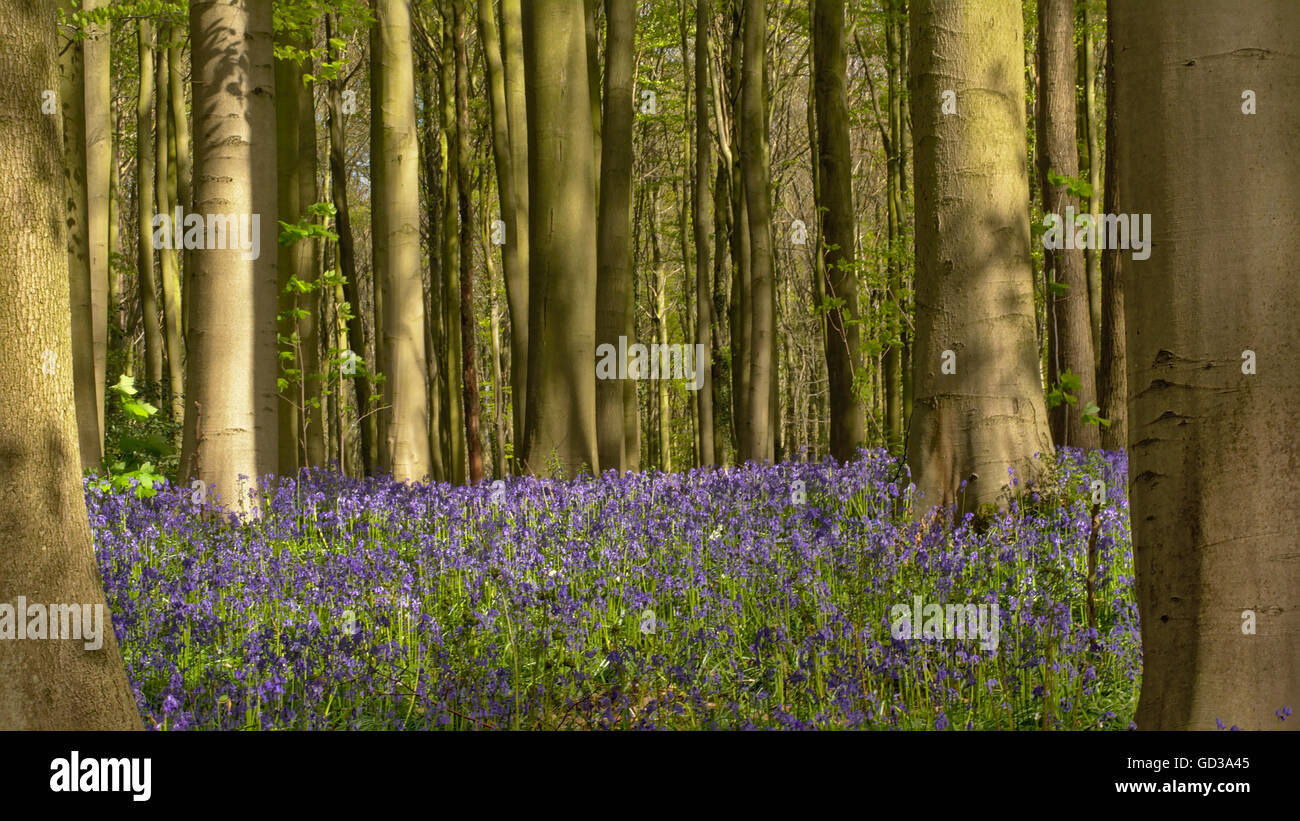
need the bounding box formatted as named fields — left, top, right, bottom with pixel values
left=906, top=0, right=1054, bottom=514
left=811, top=0, right=864, bottom=462
left=1116, top=0, right=1300, bottom=730
left=1038, top=0, right=1099, bottom=450
left=0, top=0, right=139, bottom=730
left=179, top=0, right=279, bottom=512
left=519, top=0, right=599, bottom=477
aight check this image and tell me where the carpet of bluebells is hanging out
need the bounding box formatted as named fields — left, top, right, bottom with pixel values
left=86, top=447, right=1140, bottom=730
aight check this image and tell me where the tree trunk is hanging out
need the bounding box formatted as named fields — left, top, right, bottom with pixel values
left=0, top=0, right=141, bottom=729
left=374, top=0, right=433, bottom=482
left=520, top=0, right=600, bottom=477
left=740, top=0, right=774, bottom=464
left=1116, top=0, right=1300, bottom=731
left=476, top=0, right=523, bottom=477
left=438, top=9, right=466, bottom=483
left=1039, top=0, right=1099, bottom=450
left=693, top=0, right=715, bottom=467
left=155, top=32, right=184, bottom=427
left=883, top=0, right=904, bottom=453
left=180, top=0, right=279, bottom=512
left=1097, top=2, right=1126, bottom=451
left=1080, top=0, right=1102, bottom=371
left=84, top=0, right=110, bottom=455
left=451, top=0, right=483, bottom=484
left=595, top=0, right=634, bottom=474
left=812, top=0, right=863, bottom=463
left=500, top=0, right=529, bottom=463
left=168, top=32, right=193, bottom=338
left=58, top=0, right=100, bottom=470
left=136, top=22, right=163, bottom=386
left=906, top=0, right=1055, bottom=515
left=325, top=15, right=371, bottom=475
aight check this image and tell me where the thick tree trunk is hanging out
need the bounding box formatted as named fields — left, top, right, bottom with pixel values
left=374, top=0, right=433, bottom=482
left=812, top=0, right=864, bottom=463
left=906, top=0, right=1054, bottom=515
left=520, top=0, right=600, bottom=477
left=1116, top=0, right=1300, bottom=731
left=595, top=0, right=634, bottom=474
left=180, top=0, right=279, bottom=512
left=0, top=0, right=140, bottom=729
left=1039, top=0, right=1099, bottom=450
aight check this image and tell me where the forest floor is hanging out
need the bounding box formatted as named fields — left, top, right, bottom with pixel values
left=87, top=448, right=1140, bottom=730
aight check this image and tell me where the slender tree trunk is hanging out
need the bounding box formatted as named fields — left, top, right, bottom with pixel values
left=155, top=32, right=184, bottom=427
left=179, top=0, right=279, bottom=511
left=417, top=47, right=447, bottom=482
left=1097, top=2, right=1126, bottom=451
left=476, top=0, right=522, bottom=478
left=595, top=0, right=634, bottom=474
left=813, top=0, right=863, bottom=463
left=693, top=0, right=715, bottom=467
left=906, top=0, right=1055, bottom=515
left=451, top=0, right=482, bottom=484
left=883, top=0, right=904, bottom=453
left=168, top=32, right=193, bottom=339
left=740, top=0, right=774, bottom=464
left=0, top=0, right=140, bottom=728
left=374, top=0, right=433, bottom=482
left=84, top=0, right=110, bottom=456
left=58, top=0, right=101, bottom=469
left=275, top=38, right=324, bottom=473
left=500, top=0, right=529, bottom=464
left=520, top=0, right=600, bottom=477
left=136, top=22, right=163, bottom=386
left=1116, top=0, right=1300, bottom=731
left=1039, top=0, right=1099, bottom=450
left=438, top=9, right=466, bottom=483
left=325, top=15, right=370, bottom=475
left=1080, top=0, right=1101, bottom=371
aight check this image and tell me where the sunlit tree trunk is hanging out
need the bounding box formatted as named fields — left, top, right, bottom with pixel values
left=374, top=0, right=433, bottom=482
left=179, top=0, right=279, bottom=512
left=906, top=0, right=1054, bottom=515
left=520, top=0, right=599, bottom=477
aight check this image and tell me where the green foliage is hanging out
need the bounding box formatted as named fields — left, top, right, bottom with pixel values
left=94, top=374, right=177, bottom=499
